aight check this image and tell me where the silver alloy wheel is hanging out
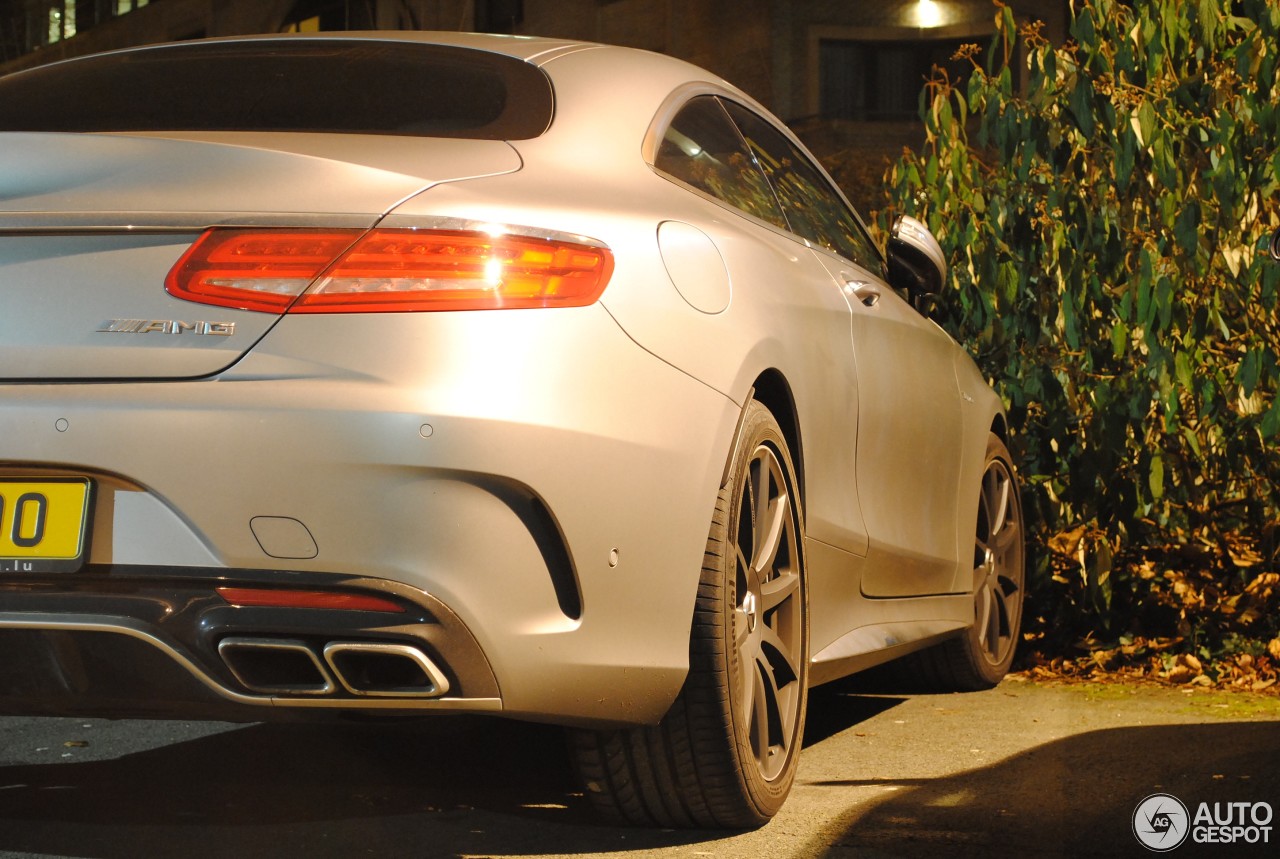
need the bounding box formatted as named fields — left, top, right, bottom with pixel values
left=972, top=453, right=1023, bottom=668
left=732, top=441, right=804, bottom=781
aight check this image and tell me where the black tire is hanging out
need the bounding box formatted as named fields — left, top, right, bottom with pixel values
left=571, top=400, right=808, bottom=828
left=884, top=432, right=1025, bottom=691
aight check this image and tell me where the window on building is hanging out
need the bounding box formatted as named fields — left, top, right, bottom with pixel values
left=475, top=0, right=523, bottom=34
left=48, top=0, right=75, bottom=44
left=19, top=0, right=149, bottom=52
left=819, top=38, right=968, bottom=122
left=280, top=0, right=375, bottom=32
left=23, top=0, right=75, bottom=49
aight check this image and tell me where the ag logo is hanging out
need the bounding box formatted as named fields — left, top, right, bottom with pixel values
left=1134, top=793, right=1191, bottom=851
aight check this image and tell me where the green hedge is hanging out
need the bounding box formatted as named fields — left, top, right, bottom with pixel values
left=881, top=0, right=1280, bottom=651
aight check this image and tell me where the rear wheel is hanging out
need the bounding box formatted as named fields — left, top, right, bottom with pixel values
left=885, top=432, right=1024, bottom=691
left=571, top=400, right=808, bottom=828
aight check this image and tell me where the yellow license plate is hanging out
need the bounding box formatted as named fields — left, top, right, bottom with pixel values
left=0, top=479, right=93, bottom=573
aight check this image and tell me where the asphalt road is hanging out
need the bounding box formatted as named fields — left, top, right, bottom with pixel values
left=0, top=676, right=1276, bottom=858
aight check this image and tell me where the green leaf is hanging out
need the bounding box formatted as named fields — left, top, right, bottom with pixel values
left=1175, top=350, right=1193, bottom=391
left=1198, top=0, right=1220, bottom=46
left=1174, top=202, right=1200, bottom=256
left=1181, top=426, right=1202, bottom=458
left=1111, top=321, right=1128, bottom=359
left=967, top=69, right=984, bottom=112
left=1149, top=452, right=1165, bottom=500
left=938, top=96, right=953, bottom=132
left=1117, top=127, right=1137, bottom=186
left=1156, top=276, right=1174, bottom=333
left=1263, top=397, right=1280, bottom=439
left=1136, top=100, right=1156, bottom=148
left=1068, top=77, right=1097, bottom=138
left=1238, top=349, right=1261, bottom=395
left=1063, top=295, right=1081, bottom=350
left=1137, top=248, right=1154, bottom=325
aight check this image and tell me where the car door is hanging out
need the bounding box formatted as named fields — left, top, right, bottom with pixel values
left=723, top=102, right=965, bottom=597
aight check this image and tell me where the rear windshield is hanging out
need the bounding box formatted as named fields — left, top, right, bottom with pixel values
left=0, top=39, right=554, bottom=140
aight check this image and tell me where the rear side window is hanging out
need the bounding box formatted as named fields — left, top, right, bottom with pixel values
left=654, top=96, right=788, bottom=229
left=0, top=40, right=553, bottom=140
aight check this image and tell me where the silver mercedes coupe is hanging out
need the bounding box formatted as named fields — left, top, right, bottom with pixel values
left=0, top=32, right=1024, bottom=828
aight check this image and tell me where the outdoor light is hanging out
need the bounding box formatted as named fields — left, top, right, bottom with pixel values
left=914, top=0, right=945, bottom=28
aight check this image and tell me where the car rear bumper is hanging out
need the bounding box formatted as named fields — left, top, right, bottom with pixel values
left=0, top=305, right=740, bottom=726
left=0, top=565, right=502, bottom=721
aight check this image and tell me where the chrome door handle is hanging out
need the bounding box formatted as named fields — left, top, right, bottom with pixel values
left=844, top=280, right=881, bottom=307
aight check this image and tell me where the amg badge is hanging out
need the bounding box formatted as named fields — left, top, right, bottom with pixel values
left=96, top=319, right=235, bottom=336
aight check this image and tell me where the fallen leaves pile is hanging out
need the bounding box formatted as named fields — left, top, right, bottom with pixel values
left=1017, top=636, right=1280, bottom=694
left=1019, top=529, right=1280, bottom=695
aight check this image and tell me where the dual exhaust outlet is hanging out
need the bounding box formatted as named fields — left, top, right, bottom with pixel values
left=218, top=637, right=450, bottom=698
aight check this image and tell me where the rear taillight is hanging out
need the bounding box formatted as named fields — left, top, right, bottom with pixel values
left=166, top=227, right=614, bottom=313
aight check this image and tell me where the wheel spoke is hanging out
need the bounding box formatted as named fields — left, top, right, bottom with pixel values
left=997, top=573, right=1021, bottom=599
left=986, top=472, right=1009, bottom=536
left=739, top=644, right=758, bottom=725
left=974, top=584, right=993, bottom=650
left=972, top=554, right=988, bottom=585
left=759, top=621, right=800, bottom=682
left=759, top=569, right=798, bottom=613
left=749, top=662, right=770, bottom=758
left=754, top=493, right=789, bottom=577
left=992, top=586, right=1011, bottom=631
left=751, top=650, right=785, bottom=767
left=984, top=592, right=1003, bottom=658
left=735, top=605, right=752, bottom=651
left=991, top=517, right=1020, bottom=556
left=749, top=455, right=777, bottom=567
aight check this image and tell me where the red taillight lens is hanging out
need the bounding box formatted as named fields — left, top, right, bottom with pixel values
left=166, top=228, right=614, bottom=313
left=166, top=230, right=363, bottom=313
left=215, top=587, right=406, bottom=614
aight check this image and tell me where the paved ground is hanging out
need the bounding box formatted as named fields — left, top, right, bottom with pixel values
left=0, top=676, right=1276, bottom=858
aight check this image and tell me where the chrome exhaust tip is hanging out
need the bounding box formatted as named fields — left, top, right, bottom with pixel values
left=218, top=637, right=336, bottom=696
left=323, top=642, right=451, bottom=698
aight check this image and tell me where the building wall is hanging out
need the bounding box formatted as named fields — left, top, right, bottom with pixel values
left=0, top=0, right=295, bottom=73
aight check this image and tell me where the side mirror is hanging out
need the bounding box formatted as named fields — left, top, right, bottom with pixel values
left=1271, top=228, right=1280, bottom=262
left=887, top=215, right=946, bottom=297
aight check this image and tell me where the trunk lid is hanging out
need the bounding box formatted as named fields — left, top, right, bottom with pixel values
left=0, top=131, right=520, bottom=380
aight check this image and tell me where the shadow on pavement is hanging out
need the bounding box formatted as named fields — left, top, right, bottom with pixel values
left=0, top=716, right=713, bottom=858
left=3, top=693, right=1274, bottom=858
left=0, top=684, right=908, bottom=858
left=812, top=721, right=1280, bottom=858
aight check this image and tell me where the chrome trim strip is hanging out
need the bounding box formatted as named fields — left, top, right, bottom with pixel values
left=375, top=213, right=607, bottom=249
left=0, top=212, right=377, bottom=231
left=0, top=214, right=607, bottom=253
